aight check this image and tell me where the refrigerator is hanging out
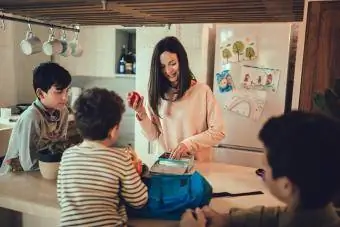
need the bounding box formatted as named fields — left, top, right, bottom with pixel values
left=212, top=23, right=296, bottom=151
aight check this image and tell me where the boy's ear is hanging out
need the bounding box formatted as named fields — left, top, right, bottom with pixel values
left=276, top=176, right=295, bottom=198
left=36, top=88, right=45, bottom=99
left=108, top=124, right=119, bottom=139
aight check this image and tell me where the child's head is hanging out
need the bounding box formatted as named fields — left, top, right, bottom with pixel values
left=74, top=88, right=125, bottom=146
left=33, top=62, right=71, bottom=110
left=259, top=111, right=340, bottom=209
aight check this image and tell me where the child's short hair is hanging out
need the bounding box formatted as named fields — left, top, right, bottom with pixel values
left=259, top=111, right=340, bottom=209
left=33, top=62, right=71, bottom=93
left=74, top=88, right=125, bottom=140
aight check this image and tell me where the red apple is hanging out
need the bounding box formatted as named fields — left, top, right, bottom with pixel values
left=136, top=160, right=142, bottom=175
left=130, top=91, right=141, bottom=104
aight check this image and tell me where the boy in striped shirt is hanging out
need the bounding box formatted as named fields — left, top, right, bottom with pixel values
left=57, top=88, right=148, bottom=227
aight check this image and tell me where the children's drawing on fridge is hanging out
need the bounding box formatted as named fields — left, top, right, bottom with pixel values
left=240, top=65, right=280, bottom=92
left=219, top=37, right=258, bottom=64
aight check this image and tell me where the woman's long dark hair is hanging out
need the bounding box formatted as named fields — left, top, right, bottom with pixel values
left=148, top=36, right=195, bottom=117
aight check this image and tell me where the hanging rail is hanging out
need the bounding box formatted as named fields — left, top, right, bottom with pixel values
left=0, top=14, right=80, bottom=32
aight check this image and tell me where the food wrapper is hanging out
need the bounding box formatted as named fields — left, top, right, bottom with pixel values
left=124, top=145, right=143, bottom=175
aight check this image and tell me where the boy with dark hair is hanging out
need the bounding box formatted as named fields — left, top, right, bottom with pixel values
left=180, top=111, right=340, bottom=227
left=0, top=62, right=71, bottom=173
left=57, top=88, right=148, bottom=227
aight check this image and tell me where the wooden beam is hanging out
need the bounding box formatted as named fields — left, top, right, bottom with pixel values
left=106, top=1, right=168, bottom=22
left=0, top=0, right=304, bottom=25
left=262, top=0, right=295, bottom=20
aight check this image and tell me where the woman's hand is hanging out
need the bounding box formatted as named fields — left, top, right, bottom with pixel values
left=180, top=208, right=207, bottom=227
left=170, top=143, right=192, bottom=159
left=127, top=92, right=145, bottom=114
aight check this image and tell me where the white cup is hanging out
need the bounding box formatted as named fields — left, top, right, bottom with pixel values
left=20, top=31, right=42, bottom=55
left=60, top=40, right=72, bottom=57
left=59, top=31, right=72, bottom=57
left=43, top=34, right=63, bottom=56
left=69, top=39, right=83, bottom=57
left=0, top=108, right=11, bottom=119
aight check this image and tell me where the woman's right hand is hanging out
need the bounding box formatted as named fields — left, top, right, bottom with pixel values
left=127, top=92, right=145, bottom=114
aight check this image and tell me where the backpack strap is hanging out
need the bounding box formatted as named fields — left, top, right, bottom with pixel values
left=212, top=191, right=263, bottom=198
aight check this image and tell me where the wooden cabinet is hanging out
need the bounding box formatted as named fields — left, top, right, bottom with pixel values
left=299, top=1, right=340, bottom=111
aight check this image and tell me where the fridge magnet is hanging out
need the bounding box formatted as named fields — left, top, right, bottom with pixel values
left=240, top=65, right=280, bottom=92
left=224, top=90, right=266, bottom=121
left=216, top=70, right=235, bottom=93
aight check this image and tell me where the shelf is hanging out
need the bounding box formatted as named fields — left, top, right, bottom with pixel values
left=114, top=74, right=135, bottom=78
left=115, top=28, right=136, bottom=75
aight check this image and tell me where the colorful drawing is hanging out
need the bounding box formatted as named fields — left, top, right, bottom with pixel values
left=216, top=70, right=234, bottom=93
left=243, top=37, right=257, bottom=61
left=220, top=42, right=233, bottom=64
left=240, top=65, right=280, bottom=92
left=220, top=37, right=258, bottom=64
left=224, top=90, right=266, bottom=121
left=222, top=47, right=232, bottom=63
left=232, top=41, right=245, bottom=62
left=245, top=46, right=256, bottom=60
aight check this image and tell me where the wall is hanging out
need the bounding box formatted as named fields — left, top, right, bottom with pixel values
left=134, top=24, right=215, bottom=166
left=0, top=22, right=16, bottom=107
left=55, top=24, right=214, bottom=165
left=54, top=26, right=137, bottom=147
left=70, top=76, right=135, bottom=147
left=13, top=23, right=51, bottom=104
left=0, top=21, right=50, bottom=107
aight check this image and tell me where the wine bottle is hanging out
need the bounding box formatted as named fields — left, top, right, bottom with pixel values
left=117, top=45, right=126, bottom=74
left=132, top=53, right=136, bottom=74
left=125, top=51, right=133, bottom=74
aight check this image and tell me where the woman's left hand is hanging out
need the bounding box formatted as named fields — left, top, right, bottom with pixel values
left=170, top=143, right=192, bottom=159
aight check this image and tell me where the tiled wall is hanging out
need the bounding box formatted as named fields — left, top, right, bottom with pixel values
left=0, top=21, right=50, bottom=107
left=134, top=24, right=215, bottom=165
left=70, top=76, right=135, bottom=147
left=0, top=22, right=17, bottom=107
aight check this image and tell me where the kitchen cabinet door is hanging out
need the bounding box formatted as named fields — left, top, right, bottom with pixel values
left=299, top=1, right=340, bottom=111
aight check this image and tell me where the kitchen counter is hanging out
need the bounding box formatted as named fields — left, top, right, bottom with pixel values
left=0, top=114, right=75, bottom=126
left=0, top=163, right=283, bottom=227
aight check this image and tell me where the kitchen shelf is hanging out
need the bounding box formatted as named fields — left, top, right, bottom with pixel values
left=115, top=28, right=136, bottom=75
left=114, top=74, right=136, bottom=78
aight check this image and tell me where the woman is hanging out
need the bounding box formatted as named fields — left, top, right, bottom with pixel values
left=127, top=36, right=225, bottom=161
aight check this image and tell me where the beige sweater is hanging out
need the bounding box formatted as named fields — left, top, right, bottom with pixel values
left=138, top=83, right=225, bottom=162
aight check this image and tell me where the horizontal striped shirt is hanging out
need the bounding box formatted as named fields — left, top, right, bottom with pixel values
left=57, top=140, right=148, bottom=227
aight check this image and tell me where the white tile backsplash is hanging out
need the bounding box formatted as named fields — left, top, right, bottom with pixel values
left=0, top=21, right=50, bottom=107
left=71, top=75, right=136, bottom=147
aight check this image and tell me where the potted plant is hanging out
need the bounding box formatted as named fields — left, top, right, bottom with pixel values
left=38, top=141, right=69, bottom=180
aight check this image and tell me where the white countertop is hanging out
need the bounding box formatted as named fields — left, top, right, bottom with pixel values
left=0, top=114, right=75, bottom=127
left=0, top=117, right=17, bottom=128
left=0, top=163, right=283, bottom=226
